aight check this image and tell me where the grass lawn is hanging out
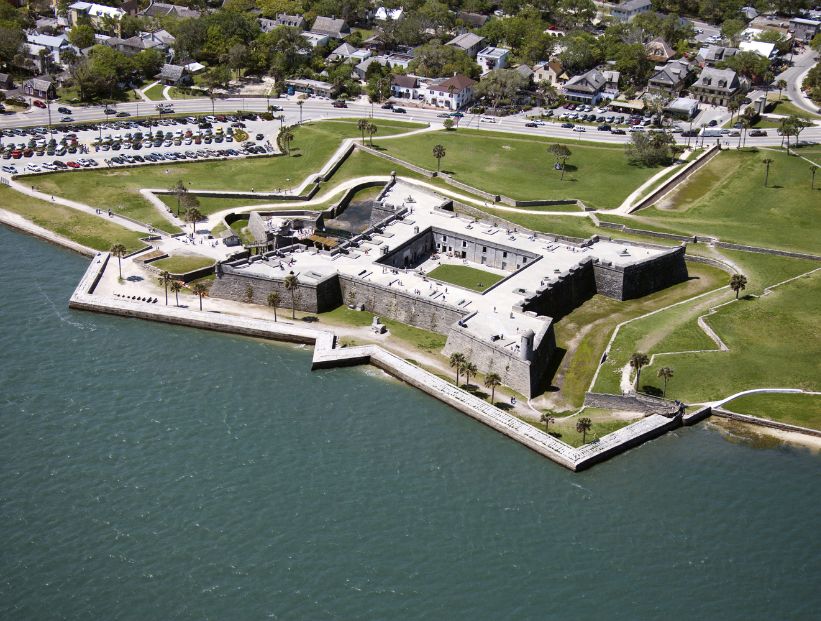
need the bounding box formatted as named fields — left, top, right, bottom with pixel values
left=722, top=393, right=821, bottom=430
left=151, top=254, right=214, bottom=274
left=381, top=129, right=667, bottom=208
left=631, top=149, right=820, bottom=254
left=318, top=305, right=447, bottom=353
left=552, top=261, right=728, bottom=409
left=594, top=255, right=819, bottom=419
left=532, top=408, right=640, bottom=447
left=479, top=209, right=602, bottom=240
left=767, top=96, right=820, bottom=119
left=168, top=87, right=199, bottom=100
left=0, top=186, right=147, bottom=253
left=229, top=217, right=255, bottom=244
left=34, top=119, right=425, bottom=233
left=142, top=83, right=166, bottom=101
left=427, top=264, right=504, bottom=292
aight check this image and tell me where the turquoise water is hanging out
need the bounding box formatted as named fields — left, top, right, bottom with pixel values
left=1, top=225, right=820, bottom=620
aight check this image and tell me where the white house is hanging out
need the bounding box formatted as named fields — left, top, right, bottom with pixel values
left=476, top=46, right=510, bottom=74
left=423, top=74, right=476, bottom=110
left=374, top=7, right=403, bottom=21
left=610, top=0, right=652, bottom=23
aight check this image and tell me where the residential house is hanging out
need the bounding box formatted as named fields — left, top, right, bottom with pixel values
left=739, top=40, right=776, bottom=59
left=740, top=6, right=758, bottom=21
left=476, top=46, right=510, bottom=73
left=328, top=42, right=370, bottom=63
left=391, top=74, right=420, bottom=100
left=645, top=37, right=675, bottom=63
left=374, top=7, right=403, bottom=21
left=424, top=74, right=476, bottom=109
left=22, top=77, right=56, bottom=100
left=515, top=64, right=534, bottom=82
left=275, top=13, right=306, bottom=28
left=664, top=97, right=700, bottom=119
left=611, top=0, right=652, bottom=23
left=301, top=32, right=329, bottom=48
left=602, top=70, right=620, bottom=95
left=154, top=63, right=190, bottom=86
left=456, top=12, right=489, bottom=28
left=689, top=67, right=745, bottom=106
left=139, top=1, right=200, bottom=19
left=311, top=16, right=350, bottom=39
left=696, top=45, right=739, bottom=66
left=68, top=2, right=126, bottom=32
left=446, top=32, right=485, bottom=58
left=647, top=59, right=692, bottom=98
left=24, top=33, right=74, bottom=68
left=0, top=73, right=14, bottom=90
left=563, top=69, right=606, bottom=104
left=285, top=78, right=334, bottom=98
left=789, top=17, right=820, bottom=42
left=106, top=30, right=174, bottom=58
left=532, top=60, right=567, bottom=86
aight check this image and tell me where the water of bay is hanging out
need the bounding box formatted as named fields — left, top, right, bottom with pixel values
left=1, top=225, right=819, bottom=620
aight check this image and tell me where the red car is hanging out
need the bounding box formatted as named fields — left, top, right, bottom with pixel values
left=32, top=100, right=47, bottom=109
left=66, top=161, right=81, bottom=168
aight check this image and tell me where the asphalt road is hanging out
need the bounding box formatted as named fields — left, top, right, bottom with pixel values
left=2, top=95, right=819, bottom=149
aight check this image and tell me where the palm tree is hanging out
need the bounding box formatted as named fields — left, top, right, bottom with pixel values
left=170, top=180, right=187, bottom=217
left=449, top=352, right=466, bottom=385
left=484, top=372, right=501, bottom=403
left=462, top=361, right=477, bottom=387
left=191, top=282, right=208, bottom=310
left=158, top=270, right=171, bottom=305
left=109, top=243, right=127, bottom=279
left=357, top=118, right=369, bottom=143
left=549, top=143, right=571, bottom=181
left=283, top=274, right=299, bottom=319
left=811, top=164, right=818, bottom=190
left=776, top=78, right=787, bottom=101
left=727, top=94, right=742, bottom=124
left=730, top=273, right=748, bottom=299
left=281, top=126, right=294, bottom=155
left=267, top=291, right=280, bottom=322
left=297, top=99, right=304, bottom=124
left=367, top=122, right=377, bottom=146
left=432, top=143, right=446, bottom=171
left=737, top=118, right=749, bottom=149
left=576, top=417, right=592, bottom=444
left=629, top=352, right=650, bottom=391
left=657, top=367, right=674, bottom=398
left=762, top=158, right=774, bottom=187
left=170, top=280, right=183, bottom=306
left=541, top=411, right=555, bottom=432
left=184, top=205, right=204, bottom=235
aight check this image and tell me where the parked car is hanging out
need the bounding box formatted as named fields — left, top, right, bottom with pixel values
left=255, top=133, right=264, bottom=140
left=2, top=165, right=17, bottom=174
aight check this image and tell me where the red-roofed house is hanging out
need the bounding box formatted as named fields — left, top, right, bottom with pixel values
left=424, top=74, right=476, bottom=110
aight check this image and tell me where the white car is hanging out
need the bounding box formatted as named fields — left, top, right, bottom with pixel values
left=2, top=165, right=17, bottom=174
left=481, top=116, right=497, bottom=123
left=41, top=163, right=58, bottom=170
left=573, top=126, right=586, bottom=132
left=25, top=164, right=41, bottom=173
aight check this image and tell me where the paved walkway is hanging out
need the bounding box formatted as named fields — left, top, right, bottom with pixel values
left=611, top=149, right=695, bottom=214
left=137, top=82, right=157, bottom=103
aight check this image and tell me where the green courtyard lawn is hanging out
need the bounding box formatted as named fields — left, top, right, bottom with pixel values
left=142, top=83, right=166, bottom=101
left=0, top=186, right=147, bottom=253
left=552, top=261, right=728, bottom=409
left=530, top=408, right=641, bottom=447
left=767, top=95, right=820, bottom=120
left=318, top=305, right=447, bottom=353
left=593, top=253, right=819, bottom=425
left=150, top=254, right=214, bottom=274
left=629, top=149, right=819, bottom=254
left=32, top=119, right=425, bottom=233
left=427, top=264, right=504, bottom=292
left=722, top=393, right=821, bottom=430
left=380, top=129, right=668, bottom=208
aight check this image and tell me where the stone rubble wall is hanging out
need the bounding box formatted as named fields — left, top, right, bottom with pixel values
left=583, top=392, right=682, bottom=416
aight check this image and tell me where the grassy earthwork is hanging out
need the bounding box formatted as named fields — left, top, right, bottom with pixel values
left=382, top=128, right=669, bottom=207
left=626, top=149, right=820, bottom=254
left=426, top=264, right=505, bottom=292
left=0, top=186, right=147, bottom=253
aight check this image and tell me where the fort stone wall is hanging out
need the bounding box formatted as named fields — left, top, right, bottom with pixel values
left=516, top=259, right=596, bottom=320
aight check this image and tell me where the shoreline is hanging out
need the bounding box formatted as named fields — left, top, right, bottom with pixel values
left=2, top=217, right=818, bottom=456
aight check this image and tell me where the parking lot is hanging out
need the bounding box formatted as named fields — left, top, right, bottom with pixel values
left=1, top=112, right=281, bottom=177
